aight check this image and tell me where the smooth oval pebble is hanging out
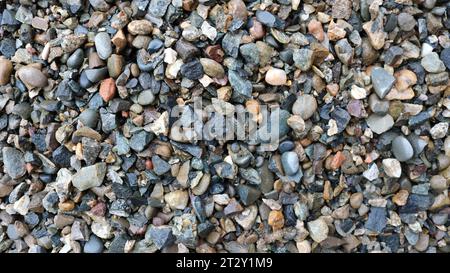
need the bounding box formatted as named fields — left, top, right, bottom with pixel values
left=84, top=235, right=104, bottom=253
left=95, top=32, right=112, bottom=60
left=281, top=151, right=299, bottom=176
left=392, top=136, right=414, bottom=162
left=17, top=66, right=48, bottom=88
left=67, top=48, right=84, bottom=69
left=265, top=68, right=287, bottom=86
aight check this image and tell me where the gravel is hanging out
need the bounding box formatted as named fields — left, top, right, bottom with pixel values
left=0, top=0, right=448, bottom=255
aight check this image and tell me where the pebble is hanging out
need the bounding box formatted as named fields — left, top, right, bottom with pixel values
left=307, top=218, right=329, bottom=243
left=335, top=39, right=353, bottom=65
left=391, top=136, right=414, bottom=162
left=293, top=48, right=313, bottom=71
left=363, top=14, right=386, bottom=50
left=72, top=163, right=107, bottom=191
left=146, top=225, right=175, bottom=250
left=95, top=32, right=112, bottom=60
left=371, top=67, right=395, bottom=99
left=430, top=122, right=448, bottom=139
left=180, top=59, right=204, bottom=80
left=366, top=114, right=394, bottom=134
left=368, top=93, right=389, bottom=114
left=421, top=52, right=446, bottom=73
left=17, top=66, right=48, bottom=89
left=0, top=0, right=446, bottom=255
left=256, top=10, right=276, bottom=28
left=398, top=13, right=416, bottom=32
left=99, top=78, right=116, bottom=102
left=3, top=147, right=26, bottom=179
left=164, top=190, right=189, bottom=210
left=292, top=94, right=317, bottom=120
left=84, top=235, right=104, bottom=253
left=350, top=193, right=364, bottom=209
left=393, top=190, right=409, bottom=206
left=67, top=49, right=85, bottom=69
left=281, top=151, right=299, bottom=176
left=79, top=109, right=99, bottom=128
left=365, top=207, right=387, bottom=233
left=107, top=54, right=124, bottom=79
left=265, top=68, right=287, bottom=86
left=382, top=158, right=402, bottom=178
left=350, top=85, right=367, bottom=99
left=268, top=210, right=285, bottom=230
left=363, top=164, right=379, bottom=181
left=199, top=58, right=224, bottom=78
left=0, top=57, right=13, bottom=85
left=137, top=90, right=155, bottom=105
left=430, top=175, right=447, bottom=192
left=441, top=48, right=450, bottom=70
left=127, top=20, right=153, bottom=35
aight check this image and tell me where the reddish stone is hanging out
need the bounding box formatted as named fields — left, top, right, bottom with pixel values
left=145, top=159, right=153, bottom=170
left=99, top=78, right=116, bottom=102
left=205, top=45, right=224, bottom=63
left=330, top=151, right=346, bottom=170
left=91, top=202, right=107, bottom=216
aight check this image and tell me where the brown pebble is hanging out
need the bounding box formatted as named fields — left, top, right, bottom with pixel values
left=0, top=57, right=13, bottom=85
